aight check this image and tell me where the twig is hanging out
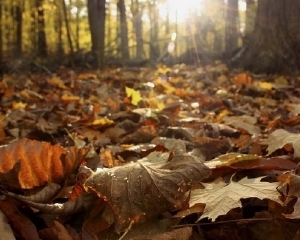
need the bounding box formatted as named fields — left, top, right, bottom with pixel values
left=32, top=61, right=52, bottom=76
left=119, top=220, right=134, bottom=240
left=172, top=217, right=275, bottom=228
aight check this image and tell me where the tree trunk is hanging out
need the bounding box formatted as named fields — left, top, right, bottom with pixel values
left=245, top=0, right=256, bottom=36
left=87, top=0, right=106, bottom=69
left=62, top=0, right=74, bottom=56
left=233, top=0, right=300, bottom=74
left=117, top=0, right=130, bottom=59
left=225, top=0, right=239, bottom=54
left=131, top=0, right=144, bottom=60
left=36, top=0, right=47, bottom=57
left=149, top=2, right=159, bottom=60
left=14, top=4, right=22, bottom=57
left=0, top=3, right=3, bottom=61
left=55, top=3, right=64, bottom=56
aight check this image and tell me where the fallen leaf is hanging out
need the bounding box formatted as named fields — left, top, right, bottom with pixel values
left=190, top=176, right=281, bottom=221
left=125, top=86, right=142, bottom=106
left=261, top=129, right=300, bottom=157
left=0, top=139, right=88, bottom=189
left=0, top=200, right=40, bottom=240
left=0, top=208, right=15, bottom=240
left=48, top=76, right=68, bottom=89
left=84, top=141, right=211, bottom=233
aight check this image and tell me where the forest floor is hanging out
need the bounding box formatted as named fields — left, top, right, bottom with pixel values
left=0, top=63, right=300, bottom=240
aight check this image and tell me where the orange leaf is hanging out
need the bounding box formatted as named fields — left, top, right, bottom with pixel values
left=233, top=73, right=253, bottom=86
left=0, top=139, right=88, bottom=189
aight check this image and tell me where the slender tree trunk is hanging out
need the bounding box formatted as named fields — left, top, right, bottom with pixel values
left=55, top=2, right=64, bottom=56
left=131, top=0, right=143, bottom=59
left=117, top=0, right=130, bottom=59
left=75, top=8, right=80, bottom=51
left=14, top=4, right=22, bottom=56
left=149, top=2, right=159, bottom=60
left=62, top=0, right=74, bottom=56
left=30, top=1, right=36, bottom=54
left=233, top=0, right=300, bottom=74
left=36, top=0, right=47, bottom=57
left=225, top=0, right=239, bottom=54
left=87, top=0, right=106, bottom=69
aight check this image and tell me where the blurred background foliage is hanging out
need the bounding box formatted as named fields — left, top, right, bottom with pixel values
left=0, top=0, right=255, bottom=69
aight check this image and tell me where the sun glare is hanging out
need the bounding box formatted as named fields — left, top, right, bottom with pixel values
left=158, top=0, right=203, bottom=23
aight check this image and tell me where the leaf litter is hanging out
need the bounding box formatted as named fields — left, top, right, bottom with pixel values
left=0, top=65, right=300, bottom=239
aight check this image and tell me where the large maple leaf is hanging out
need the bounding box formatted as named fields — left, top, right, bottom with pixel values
left=190, top=176, right=282, bottom=221
left=84, top=141, right=211, bottom=233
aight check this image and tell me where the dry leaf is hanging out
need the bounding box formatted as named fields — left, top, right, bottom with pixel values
left=190, top=176, right=281, bottom=221
left=84, top=141, right=211, bottom=233
left=261, top=129, right=300, bottom=157
left=0, top=208, right=15, bottom=240
left=0, top=200, right=40, bottom=240
left=0, top=139, right=88, bottom=189
left=6, top=183, right=61, bottom=203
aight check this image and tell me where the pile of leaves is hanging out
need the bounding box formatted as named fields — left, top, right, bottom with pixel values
left=0, top=63, right=300, bottom=239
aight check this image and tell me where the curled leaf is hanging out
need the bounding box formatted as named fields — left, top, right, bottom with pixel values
left=0, top=139, right=88, bottom=189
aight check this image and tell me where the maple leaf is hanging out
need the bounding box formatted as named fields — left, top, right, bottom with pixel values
left=84, top=141, right=211, bottom=233
left=261, top=129, right=300, bottom=157
left=190, top=176, right=281, bottom=221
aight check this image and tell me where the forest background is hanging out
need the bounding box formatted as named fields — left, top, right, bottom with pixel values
left=0, top=0, right=254, bottom=71
left=2, top=1, right=300, bottom=239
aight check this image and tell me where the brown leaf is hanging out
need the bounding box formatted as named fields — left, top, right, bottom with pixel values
left=82, top=202, right=114, bottom=237
left=12, top=192, right=96, bottom=215
left=0, top=208, right=15, bottom=239
left=7, top=183, right=61, bottom=203
left=39, top=221, right=80, bottom=240
left=0, top=200, right=40, bottom=240
left=0, top=139, right=88, bottom=189
left=84, top=141, right=211, bottom=233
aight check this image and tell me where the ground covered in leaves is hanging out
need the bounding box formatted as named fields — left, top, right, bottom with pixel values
left=0, top=63, right=300, bottom=239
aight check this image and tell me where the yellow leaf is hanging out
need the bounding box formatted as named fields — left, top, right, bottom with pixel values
left=156, top=66, right=171, bottom=75
left=92, top=117, right=114, bottom=126
left=61, top=94, right=80, bottom=101
left=48, top=76, right=68, bottom=89
left=125, top=87, right=142, bottom=106
left=256, top=81, right=273, bottom=90
left=274, top=76, right=288, bottom=85
left=12, top=101, right=27, bottom=109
